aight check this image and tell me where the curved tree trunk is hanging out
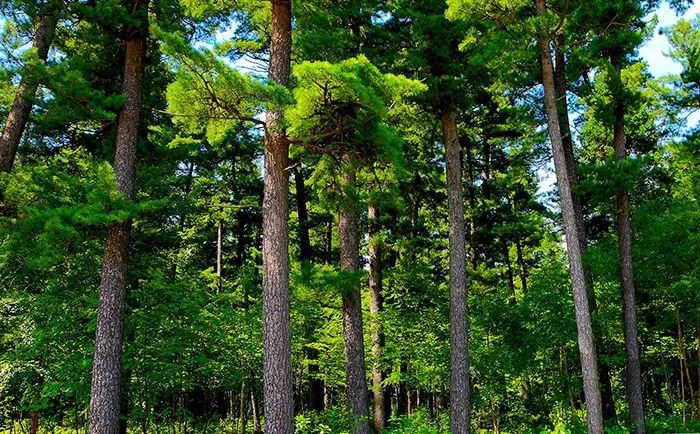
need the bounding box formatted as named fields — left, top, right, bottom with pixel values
left=368, top=203, right=387, bottom=431
left=339, top=165, right=370, bottom=434
left=441, top=110, right=471, bottom=434
left=535, top=2, right=603, bottom=431
left=0, top=9, right=58, bottom=172
left=89, top=9, right=147, bottom=433
left=611, top=54, right=645, bottom=434
left=262, top=1, right=294, bottom=432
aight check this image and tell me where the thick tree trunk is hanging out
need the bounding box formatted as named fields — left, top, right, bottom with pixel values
left=368, top=203, right=387, bottom=431
left=294, top=165, right=312, bottom=262
left=534, top=3, right=604, bottom=431
left=89, top=13, right=147, bottom=433
left=0, top=9, right=57, bottom=172
left=339, top=166, right=371, bottom=434
left=611, top=55, right=645, bottom=434
left=262, top=1, right=294, bottom=433
left=441, top=111, right=471, bottom=434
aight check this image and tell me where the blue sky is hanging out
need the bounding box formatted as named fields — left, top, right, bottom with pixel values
left=639, top=1, right=700, bottom=128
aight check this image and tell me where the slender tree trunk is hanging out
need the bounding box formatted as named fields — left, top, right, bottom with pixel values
left=217, top=220, right=223, bottom=291
left=339, top=165, right=371, bottom=434
left=611, top=54, right=645, bottom=434
left=88, top=9, right=147, bottom=433
left=28, top=412, right=38, bottom=434
left=239, top=382, right=247, bottom=434
left=556, top=33, right=618, bottom=420
left=534, top=4, right=604, bottom=431
left=368, top=203, right=387, bottom=432
left=397, top=363, right=408, bottom=416
left=262, top=1, right=294, bottom=433
left=441, top=110, right=471, bottom=434
left=294, top=165, right=312, bottom=262
left=0, top=9, right=57, bottom=172
left=676, top=305, right=688, bottom=426
left=251, top=387, right=261, bottom=433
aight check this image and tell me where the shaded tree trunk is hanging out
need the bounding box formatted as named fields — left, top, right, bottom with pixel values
left=89, top=9, right=148, bottom=433
left=441, top=110, right=471, bottom=434
left=611, top=54, right=645, bottom=434
left=534, top=3, right=604, bottom=431
left=0, top=8, right=57, bottom=172
left=261, top=1, right=294, bottom=433
left=368, top=203, right=387, bottom=431
left=339, top=165, right=370, bottom=434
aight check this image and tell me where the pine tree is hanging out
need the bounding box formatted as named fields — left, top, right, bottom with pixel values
left=89, top=1, right=149, bottom=432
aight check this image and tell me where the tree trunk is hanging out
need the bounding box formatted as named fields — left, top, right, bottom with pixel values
left=534, top=3, right=604, bottom=431
left=261, top=1, right=294, bottom=433
left=441, top=110, right=471, bottom=434
left=294, top=165, right=312, bottom=262
left=339, top=165, right=371, bottom=434
left=217, top=220, right=223, bottom=291
left=89, top=10, right=147, bottom=433
left=555, top=34, right=618, bottom=422
left=368, top=203, right=387, bottom=432
left=611, top=54, right=645, bottom=434
left=28, top=412, right=38, bottom=434
left=0, top=9, right=57, bottom=172
left=397, top=362, right=408, bottom=416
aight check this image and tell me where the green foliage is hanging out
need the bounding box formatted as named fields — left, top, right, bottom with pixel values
left=288, top=55, right=424, bottom=163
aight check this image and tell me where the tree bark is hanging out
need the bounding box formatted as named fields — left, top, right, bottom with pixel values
left=28, top=412, right=38, bottom=434
left=339, top=165, right=371, bottom=434
left=441, top=111, right=471, bottom=434
left=0, top=8, right=57, bottom=172
left=368, top=203, right=387, bottom=432
left=611, top=54, right=645, bottom=434
left=534, top=3, right=604, bottom=432
left=89, top=10, right=147, bottom=433
left=262, top=1, right=294, bottom=433
left=554, top=33, right=617, bottom=422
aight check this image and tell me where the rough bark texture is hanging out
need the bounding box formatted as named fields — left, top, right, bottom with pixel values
left=262, top=1, right=294, bottom=432
left=0, top=10, right=57, bottom=172
left=535, top=3, right=604, bottom=431
left=368, top=203, right=386, bottom=432
left=611, top=55, right=645, bottom=434
left=554, top=33, right=617, bottom=422
left=89, top=21, right=147, bottom=434
left=441, top=111, right=471, bottom=434
left=339, top=166, right=370, bottom=434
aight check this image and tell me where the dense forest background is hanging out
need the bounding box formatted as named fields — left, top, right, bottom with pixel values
left=0, top=0, right=699, bottom=433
